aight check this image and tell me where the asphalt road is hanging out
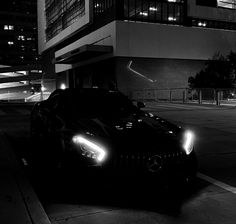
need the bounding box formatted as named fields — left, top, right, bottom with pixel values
left=2, top=102, right=236, bottom=224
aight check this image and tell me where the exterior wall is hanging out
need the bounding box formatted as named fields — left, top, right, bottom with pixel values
left=116, top=21, right=236, bottom=60
left=55, top=20, right=236, bottom=62
left=64, top=56, right=205, bottom=99
left=69, top=58, right=117, bottom=90
left=53, top=20, right=236, bottom=99
left=187, top=0, right=236, bottom=22
left=115, top=57, right=205, bottom=97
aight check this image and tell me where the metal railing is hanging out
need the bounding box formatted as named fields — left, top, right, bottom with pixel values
left=131, top=88, right=236, bottom=106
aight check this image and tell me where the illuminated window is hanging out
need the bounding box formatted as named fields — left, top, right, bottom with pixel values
left=149, top=7, right=158, bottom=11
left=198, top=21, right=207, bottom=27
left=218, top=0, right=236, bottom=8
left=168, top=16, right=177, bottom=21
left=139, top=12, right=148, bottom=16
left=18, top=35, right=25, bottom=41
left=4, top=25, right=14, bottom=30
left=124, top=0, right=184, bottom=24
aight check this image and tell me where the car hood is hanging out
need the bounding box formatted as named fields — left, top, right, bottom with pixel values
left=66, top=113, right=183, bottom=154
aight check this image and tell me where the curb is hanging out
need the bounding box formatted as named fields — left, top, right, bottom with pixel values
left=0, top=130, right=51, bottom=224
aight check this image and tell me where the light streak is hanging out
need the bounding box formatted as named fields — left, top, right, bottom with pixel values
left=127, top=61, right=157, bottom=83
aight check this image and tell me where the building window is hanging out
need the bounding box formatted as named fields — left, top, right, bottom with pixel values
left=4, top=25, right=14, bottom=30
left=18, top=35, right=25, bottom=41
left=192, top=18, right=236, bottom=30
left=124, top=0, right=185, bottom=25
left=217, top=0, right=236, bottom=9
left=45, top=0, right=85, bottom=41
left=197, top=0, right=236, bottom=8
left=93, top=0, right=114, bottom=16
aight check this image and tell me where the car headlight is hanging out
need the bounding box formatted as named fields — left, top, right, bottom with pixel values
left=183, top=130, right=194, bottom=155
left=72, top=135, right=107, bottom=162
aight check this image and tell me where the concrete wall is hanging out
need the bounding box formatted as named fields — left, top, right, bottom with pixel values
left=115, top=57, right=205, bottom=96
left=55, top=20, right=236, bottom=63
left=115, top=21, right=236, bottom=60
left=70, top=58, right=117, bottom=90
left=53, top=20, right=236, bottom=98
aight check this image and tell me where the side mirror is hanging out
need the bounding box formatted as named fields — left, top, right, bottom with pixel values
left=137, top=101, right=145, bottom=109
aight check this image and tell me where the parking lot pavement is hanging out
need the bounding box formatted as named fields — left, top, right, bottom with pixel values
left=42, top=102, right=236, bottom=224
left=0, top=130, right=51, bottom=224
left=144, top=101, right=236, bottom=112
left=3, top=101, right=236, bottom=224
left=144, top=102, right=236, bottom=186
left=44, top=182, right=236, bottom=224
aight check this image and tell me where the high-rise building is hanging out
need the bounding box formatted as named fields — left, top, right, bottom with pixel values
left=0, top=0, right=38, bottom=66
left=37, top=0, right=236, bottom=97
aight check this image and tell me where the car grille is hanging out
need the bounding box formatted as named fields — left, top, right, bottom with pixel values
left=112, top=151, right=186, bottom=171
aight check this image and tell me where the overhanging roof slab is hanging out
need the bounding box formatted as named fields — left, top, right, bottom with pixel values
left=55, top=44, right=113, bottom=64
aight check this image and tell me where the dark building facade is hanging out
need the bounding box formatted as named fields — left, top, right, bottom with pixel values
left=0, top=0, right=38, bottom=66
left=38, top=0, right=236, bottom=98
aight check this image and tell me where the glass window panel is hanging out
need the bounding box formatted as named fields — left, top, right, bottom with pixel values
left=217, top=0, right=236, bottom=8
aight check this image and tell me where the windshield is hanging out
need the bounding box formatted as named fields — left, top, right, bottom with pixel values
left=62, top=91, right=140, bottom=118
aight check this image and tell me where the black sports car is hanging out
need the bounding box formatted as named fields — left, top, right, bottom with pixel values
left=30, top=88, right=197, bottom=187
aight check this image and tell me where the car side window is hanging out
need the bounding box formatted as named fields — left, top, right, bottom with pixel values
left=48, top=94, right=62, bottom=111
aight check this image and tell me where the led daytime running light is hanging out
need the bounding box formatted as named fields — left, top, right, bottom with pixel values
left=73, top=135, right=106, bottom=162
left=183, top=131, right=194, bottom=155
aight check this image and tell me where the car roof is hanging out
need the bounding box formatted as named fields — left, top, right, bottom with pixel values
left=49, top=88, right=120, bottom=99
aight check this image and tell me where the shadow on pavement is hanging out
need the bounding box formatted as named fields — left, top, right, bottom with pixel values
left=7, top=132, right=210, bottom=218
left=29, top=167, right=210, bottom=217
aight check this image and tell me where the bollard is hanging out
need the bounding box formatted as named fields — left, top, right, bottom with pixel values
left=154, top=90, right=158, bottom=101
left=198, top=90, right=202, bottom=104
left=183, top=90, right=187, bottom=103
left=216, top=91, right=221, bottom=106
left=169, top=90, right=172, bottom=102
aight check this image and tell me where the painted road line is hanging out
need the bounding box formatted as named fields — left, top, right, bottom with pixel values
left=197, top=172, right=236, bottom=194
